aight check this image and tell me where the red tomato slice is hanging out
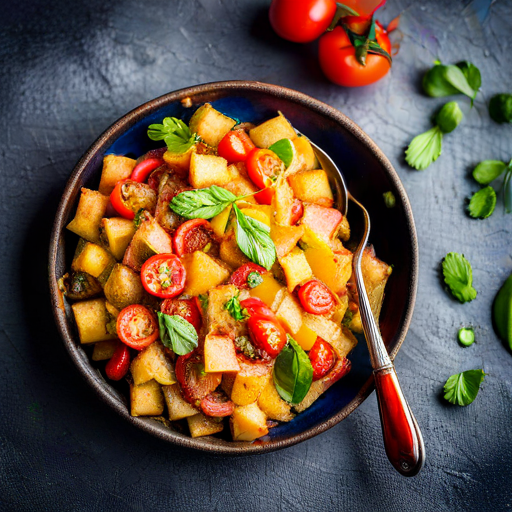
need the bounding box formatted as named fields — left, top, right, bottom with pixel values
left=105, top=342, right=131, bottom=380
left=290, top=199, right=304, bottom=225
left=229, top=263, right=267, bottom=289
left=160, top=297, right=202, bottom=335
left=323, top=356, right=351, bottom=389
left=131, top=157, right=165, bottom=183
left=298, top=279, right=335, bottom=315
left=141, top=254, right=186, bottom=299
left=246, top=148, right=283, bottom=205
left=116, top=305, right=159, bottom=350
left=308, top=337, right=335, bottom=380
left=110, top=180, right=135, bottom=219
left=217, top=130, right=256, bottom=163
left=247, top=315, right=288, bottom=358
left=200, top=390, right=235, bottom=417
left=173, top=219, right=218, bottom=257
left=239, top=298, right=275, bottom=320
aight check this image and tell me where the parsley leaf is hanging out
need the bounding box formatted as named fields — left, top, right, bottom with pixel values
left=467, top=186, right=496, bottom=219
left=442, top=252, right=477, bottom=303
left=224, top=293, right=249, bottom=321
left=170, top=186, right=238, bottom=219
left=443, top=369, right=485, bottom=406
left=472, top=160, right=507, bottom=185
left=147, top=117, right=199, bottom=154
left=405, top=126, right=443, bottom=170
left=157, top=312, right=198, bottom=356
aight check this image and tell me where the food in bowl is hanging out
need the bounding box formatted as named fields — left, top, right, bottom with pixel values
left=61, top=103, right=392, bottom=441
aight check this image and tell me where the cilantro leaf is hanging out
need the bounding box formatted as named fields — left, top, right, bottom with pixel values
left=224, top=293, right=249, bottom=321
left=467, top=186, right=496, bottom=219
left=157, top=312, right=198, bottom=356
left=405, top=126, right=443, bottom=170
left=443, top=369, right=485, bottom=406
left=442, top=252, right=477, bottom=303
left=147, top=117, right=199, bottom=154
left=472, top=160, right=507, bottom=185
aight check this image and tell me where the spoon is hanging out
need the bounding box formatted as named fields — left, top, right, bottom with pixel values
left=306, top=137, right=425, bottom=477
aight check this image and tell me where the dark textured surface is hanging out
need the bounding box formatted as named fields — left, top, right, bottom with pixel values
left=1, top=0, right=512, bottom=510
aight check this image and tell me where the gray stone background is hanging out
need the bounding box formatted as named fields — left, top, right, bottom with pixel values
left=1, top=0, right=511, bottom=510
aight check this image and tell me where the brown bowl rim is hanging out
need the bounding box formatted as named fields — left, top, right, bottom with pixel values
left=48, top=80, right=418, bottom=455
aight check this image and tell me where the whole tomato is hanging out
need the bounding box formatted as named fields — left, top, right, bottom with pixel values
left=269, top=0, right=336, bottom=43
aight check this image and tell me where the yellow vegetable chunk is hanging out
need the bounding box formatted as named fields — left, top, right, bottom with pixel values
left=163, top=145, right=196, bottom=174
left=71, top=242, right=115, bottom=278
left=257, top=380, right=294, bottom=422
left=130, top=380, right=164, bottom=417
left=92, top=340, right=119, bottom=361
left=130, top=341, right=176, bottom=386
left=274, top=290, right=303, bottom=335
left=280, top=247, right=313, bottom=292
left=182, top=251, right=231, bottom=296
left=223, top=176, right=258, bottom=202
left=293, top=323, right=318, bottom=351
left=66, top=188, right=109, bottom=243
left=162, top=384, right=198, bottom=421
left=204, top=333, right=240, bottom=373
left=98, top=155, right=136, bottom=195
left=240, top=207, right=271, bottom=227
left=187, top=413, right=224, bottom=438
left=189, top=103, right=237, bottom=147
left=189, top=153, right=231, bottom=189
left=104, top=263, right=145, bottom=310
left=249, top=273, right=283, bottom=307
left=288, top=169, right=334, bottom=207
left=249, top=113, right=297, bottom=149
left=71, top=298, right=117, bottom=344
left=286, top=136, right=316, bottom=176
left=230, top=403, right=269, bottom=441
left=270, top=221, right=305, bottom=259
left=100, top=217, right=136, bottom=260
left=229, top=357, right=272, bottom=406
left=219, top=231, right=250, bottom=269
left=210, top=205, right=232, bottom=237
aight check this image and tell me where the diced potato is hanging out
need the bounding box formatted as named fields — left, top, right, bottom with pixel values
left=130, top=341, right=176, bottom=386
left=223, top=176, right=259, bottom=202
left=189, top=153, right=231, bottom=189
left=286, top=136, right=316, bottom=176
left=240, top=207, right=271, bottom=227
left=349, top=312, right=363, bottom=334
left=189, top=103, right=237, bottom=147
left=249, top=273, right=283, bottom=308
left=130, top=380, right=165, bottom=417
left=330, top=294, right=349, bottom=324
left=187, top=413, right=224, bottom=438
left=331, top=326, right=358, bottom=359
left=257, top=380, right=294, bottom=422
left=91, top=340, right=118, bottom=361
left=105, top=301, right=120, bottom=318
left=294, top=380, right=326, bottom=413
left=71, top=242, right=115, bottom=278
left=280, top=247, right=313, bottom=292
left=339, top=215, right=350, bottom=241
left=249, top=113, right=297, bottom=149
left=163, top=145, right=196, bottom=174
left=293, top=323, right=318, bottom=351
left=104, top=264, right=145, bottom=310
left=162, top=384, right=198, bottom=421
left=63, top=271, right=102, bottom=301
left=273, top=174, right=295, bottom=225
left=301, top=204, right=342, bottom=244
left=302, top=313, right=341, bottom=345
left=100, top=217, right=136, bottom=260
left=229, top=357, right=272, bottom=406
left=204, top=333, right=240, bottom=373
left=270, top=221, right=304, bottom=259
left=275, top=290, right=303, bottom=335
left=210, top=205, right=232, bottom=238
left=182, top=251, right=231, bottom=296
left=98, top=155, right=136, bottom=195
left=206, top=285, right=247, bottom=339
left=288, top=169, right=334, bottom=207
left=230, top=403, right=269, bottom=441
left=71, top=298, right=117, bottom=344
left=66, top=188, right=110, bottom=243
left=219, top=231, right=250, bottom=269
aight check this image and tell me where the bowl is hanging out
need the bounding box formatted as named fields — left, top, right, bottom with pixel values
left=49, top=81, right=418, bottom=455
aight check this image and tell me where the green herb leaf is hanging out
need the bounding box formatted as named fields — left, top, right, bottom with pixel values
left=224, top=293, right=249, bottom=321
left=467, top=186, right=496, bottom=219
left=157, top=312, right=198, bottom=356
left=234, top=335, right=257, bottom=359
left=492, top=273, right=512, bottom=350
left=405, top=126, right=443, bottom=170
left=133, top=209, right=146, bottom=228
left=443, top=65, right=477, bottom=102
left=269, top=139, right=294, bottom=168
left=504, top=168, right=512, bottom=214
left=170, top=185, right=238, bottom=219
left=147, top=117, right=199, bottom=154
left=442, top=252, right=477, bottom=303
left=423, top=64, right=460, bottom=97
left=327, top=2, right=360, bottom=31
left=458, top=327, right=475, bottom=347
left=443, top=369, right=485, bottom=406
left=198, top=294, right=209, bottom=311
left=489, top=93, right=512, bottom=124
left=233, top=204, right=276, bottom=270
left=247, top=271, right=263, bottom=289
left=456, top=61, right=482, bottom=91
left=422, top=62, right=479, bottom=103
left=383, top=191, right=396, bottom=208
left=472, top=160, right=507, bottom=185
left=435, top=101, right=463, bottom=134
left=273, top=335, right=313, bottom=405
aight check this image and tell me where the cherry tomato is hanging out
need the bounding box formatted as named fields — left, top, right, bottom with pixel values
left=110, top=180, right=157, bottom=219
left=290, top=199, right=304, bottom=225
left=161, top=297, right=202, bottom=335
left=116, top=305, right=159, bottom=350
left=298, top=279, right=335, bottom=315
left=269, top=0, right=337, bottom=43
left=217, top=130, right=256, bottom=163
left=318, top=22, right=391, bottom=87
left=173, top=219, right=218, bottom=257
left=110, top=180, right=135, bottom=219
left=147, top=166, right=166, bottom=191
left=175, top=349, right=222, bottom=405
left=323, top=356, right=351, bottom=389
left=105, top=342, right=131, bottom=381
left=246, top=148, right=283, bottom=205
left=130, top=157, right=165, bottom=183
left=229, top=263, right=267, bottom=289
left=247, top=315, right=288, bottom=358
left=308, top=337, right=335, bottom=380
left=239, top=298, right=275, bottom=320
left=141, top=254, right=186, bottom=299
left=200, top=390, right=235, bottom=417
left=136, top=147, right=167, bottom=163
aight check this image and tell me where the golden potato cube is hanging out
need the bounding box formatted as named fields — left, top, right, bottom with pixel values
left=279, top=247, right=313, bottom=292
left=204, top=333, right=240, bottom=373
left=71, top=242, right=115, bottom=278
left=293, top=323, right=318, bottom=351
left=257, top=380, right=295, bottom=422
left=249, top=113, right=297, bottom=149
left=273, top=173, right=295, bottom=225
left=182, top=251, right=231, bottom=296
left=130, top=380, right=165, bottom=417
left=330, top=294, right=349, bottom=324
left=92, top=340, right=118, bottom=361
left=189, top=103, right=237, bottom=147
left=187, top=413, right=224, bottom=438
left=104, top=263, right=145, bottom=310
left=275, top=290, right=303, bottom=335
left=230, top=358, right=272, bottom=406
left=339, top=215, right=350, bottom=241
left=130, top=341, right=176, bottom=386
left=286, top=136, right=316, bottom=176
left=288, top=169, right=333, bottom=207
left=270, top=221, right=305, bottom=259
left=249, top=273, right=283, bottom=308
left=223, top=176, right=258, bottom=201
left=100, top=217, right=136, bottom=260
left=302, top=313, right=341, bottom=345
left=162, top=384, right=198, bottom=421
left=163, top=145, right=196, bottom=174
left=230, top=403, right=268, bottom=441
left=98, top=155, right=136, bottom=195
left=206, top=285, right=247, bottom=339
left=71, top=298, right=117, bottom=344
left=210, top=205, right=232, bottom=237
left=66, top=188, right=110, bottom=243
left=219, top=232, right=250, bottom=269
left=189, top=153, right=231, bottom=188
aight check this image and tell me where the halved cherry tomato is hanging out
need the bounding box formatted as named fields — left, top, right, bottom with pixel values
left=246, top=148, right=283, bottom=205
left=175, top=349, right=222, bottom=405
left=217, top=130, right=256, bottom=163
left=141, top=254, right=186, bottom=299
left=240, top=298, right=275, bottom=320
left=298, top=279, right=335, bottom=315
left=173, top=219, right=218, bottom=257
left=247, top=315, right=288, bottom=358
left=290, top=199, right=304, bottom=225
left=105, top=342, right=131, bottom=381
left=200, top=390, right=235, bottom=417
left=161, top=297, right=202, bottom=335
left=269, top=0, right=337, bottom=43
left=131, top=157, right=165, bottom=183
left=110, top=180, right=157, bottom=219
left=308, top=337, right=335, bottom=380
left=110, top=180, right=135, bottom=219
left=116, top=304, right=159, bottom=350
left=229, top=263, right=267, bottom=289
left=323, top=356, right=351, bottom=388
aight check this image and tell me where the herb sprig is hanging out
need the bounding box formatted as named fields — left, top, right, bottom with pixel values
left=442, top=252, right=477, bottom=303
left=224, top=293, right=249, bottom=321
left=148, top=117, right=200, bottom=154
left=157, top=312, right=198, bottom=356
left=444, top=369, right=486, bottom=406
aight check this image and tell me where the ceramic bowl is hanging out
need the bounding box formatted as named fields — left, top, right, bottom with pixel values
left=49, top=81, right=418, bottom=454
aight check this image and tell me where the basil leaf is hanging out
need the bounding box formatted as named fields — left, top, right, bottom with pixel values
left=458, top=327, right=475, bottom=347
left=456, top=61, right=481, bottom=91
left=489, top=93, right=512, bottom=124
left=423, top=64, right=460, bottom=97
left=493, top=273, right=512, bottom=350
left=423, top=62, right=479, bottom=103
left=435, top=101, right=463, bottom=134
left=504, top=169, right=512, bottom=214
left=224, top=293, right=249, bottom=321
left=157, top=312, right=198, bottom=356
left=170, top=186, right=238, bottom=219
left=247, top=271, right=263, bottom=288
left=472, top=160, right=507, bottom=185
left=148, top=117, right=198, bottom=154
left=442, top=252, right=477, bottom=303
left=443, top=369, right=485, bottom=406
left=269, top=139, right=294, bottom=168
left=405, top=126, right=443, bottom=170
left=273, top=335, right=313, bottom=405
left=442, top=65, right=477, bottom=101
left=233, top=204, right=276, bottom=270
left=467, top=186, right=496, bottom=219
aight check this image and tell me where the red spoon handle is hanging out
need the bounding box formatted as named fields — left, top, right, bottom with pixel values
left=374, top=366, right=425, bottom=477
